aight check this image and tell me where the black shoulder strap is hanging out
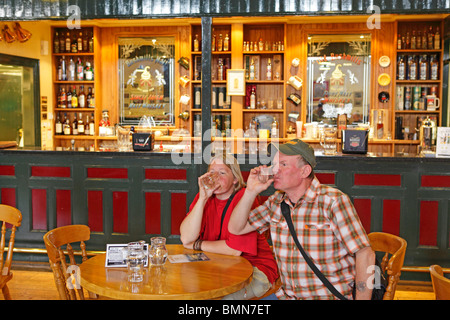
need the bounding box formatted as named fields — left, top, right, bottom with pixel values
left=280, top=201, right=348, bottom=300
left=217, top=193, right=236, bottom=240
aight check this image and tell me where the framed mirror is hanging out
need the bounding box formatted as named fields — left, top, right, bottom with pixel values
left=306, top=34, right=371, bottom=125
left=118, top=36, right=175, bottom=126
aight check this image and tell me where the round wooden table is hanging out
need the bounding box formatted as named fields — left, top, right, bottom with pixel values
left=79, top=244, right=253, bottom=300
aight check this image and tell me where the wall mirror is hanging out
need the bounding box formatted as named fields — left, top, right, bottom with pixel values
left=118, top=36, right=175, bottom=126
left=306, top=34, right=371, bottom=125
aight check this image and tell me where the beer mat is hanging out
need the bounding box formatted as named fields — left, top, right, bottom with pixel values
left=0, top=141, right=18, bottom=149
left=168, top=253, right=210, bottom=263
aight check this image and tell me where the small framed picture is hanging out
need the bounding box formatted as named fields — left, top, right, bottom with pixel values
left=105, top=243, right=149, bottom=267
left=227, top=69, right=246, bottom=96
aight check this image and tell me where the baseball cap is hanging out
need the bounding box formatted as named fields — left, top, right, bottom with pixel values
left=268, top=139, right=317, bottom=168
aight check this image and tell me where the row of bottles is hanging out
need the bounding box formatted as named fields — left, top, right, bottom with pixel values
left=246, top=85, right=283, bottom=109
left=243, top=39, right=284, bottom=52
left=55, top=112, right=95, bottom=136
left=53, top=29, right=94, bottom=54
left=397, top=54, right=439, bottom=80
left=397, top=26, right=440, bottom=50
left=57, top=85, right=95, bottom=109
left=396, top=85, right=438, bottom=111
left=57, top=56, right=94, bottom=81
left=194, top=33, right=231, bottom=52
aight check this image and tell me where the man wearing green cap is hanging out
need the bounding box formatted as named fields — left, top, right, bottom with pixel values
left=229, top=139, right=375, bottom=300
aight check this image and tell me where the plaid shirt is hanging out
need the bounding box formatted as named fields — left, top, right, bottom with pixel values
left=248, top=177, right=370, bottom=300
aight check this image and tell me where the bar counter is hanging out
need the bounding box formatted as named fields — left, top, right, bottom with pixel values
left=1, top=148, right=449, bottom=280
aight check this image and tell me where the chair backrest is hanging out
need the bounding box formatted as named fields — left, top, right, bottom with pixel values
left=368, top=232, right=407, bottom=300
left=43, top=225, right=91, bottom=300
left=0, top=204, right=22, bottom=277
left=430, top=265, right=450, bottom=300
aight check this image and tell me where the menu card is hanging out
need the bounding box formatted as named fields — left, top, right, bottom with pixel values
left=436, top=127, right=450, bottom=158
left=168, top=253, right=210, bottom=264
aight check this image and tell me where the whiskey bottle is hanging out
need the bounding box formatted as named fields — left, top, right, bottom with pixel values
left=419, top=54, right=429, bottom=80
left=88, top=31, right=94, bottom=53
left=84, top=114, right=91, bottom=135
left=217, top=58, right=224, bottom=81
left=193, top=34, right=199, bottom=52
left=72, top=113, right=78, bottom=135
left=59, top=30, right=65, bottom=53
left=212, top=34, right=216, bottom=52
left=65, top=31, right=71, bottom=53
left=430, top=54, right=439, bottom=80
left=55, top=114, right=62, bottom=135
left=54, top=31, right=60, bottom=53
left=250, top=87, right=256, bottom=109
left=71, top=32, right=78, bottom=53
left=434, top=27, right=440, bottom=49
left=407, top=55, right=417, bottom=80
left=249, top=58, right=255, bottom=80
left=224, top=34, right=229, bottom=51
left=397, top=55, right=406, bottom=80
left=60, top=87, right=67, bottom=108
left=417, top=31, right=422, bottom=49
left=71, top=86, right=78, bottom=108
left=67, top=89, right=72, bottom=108
left=63, top=113, right=71, bottom=135
left=218, top=34, right=223, bottom=52
left=427, top=26, right=434, bottom=49
left=78, top=85, right=86, bottom=108
left=82, top=30, right=89, bottom=52
left=258, top=38, right=264, bottom=51
left=404, top=87, right=412, bottom=110
left=411, top=31, right=416, bottom=49
left=89, top=113, right=95, bottom=136
left=405, top=32, right=410, bottom=49
left=77, top=31, right=83, bottom=52
left=422, top=28, right=427, bottom=49
left=77, top=113, right=85, bottom=135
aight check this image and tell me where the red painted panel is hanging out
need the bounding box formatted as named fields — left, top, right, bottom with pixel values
left=87, top=168, right=128, bottom=179
left=242, top=171, right=250, bottom=182
left=419, top=201, right=439, bottom=246
left=145, top=193, right=161, bottom=234
left=171, top=193, right=187, bottom=235
left=421, top=175, right=450, bottom=188
left=31, top=166, right=71, bottom=178
left=145, top=169, right=186, bottom=180
left=316, top=172, right=335, bottom=185
left=1, top=188, right=16, bottom=207
left=353, top=198, right=371, bottom=233
left=88, top=191, right=103, bottom=232
left=0, top=165, right=15, bottom=176
left=354, top=174, right=401, bottom=186
left=113, top=192, right=128, bottom=233
left=32, top=189, right=47, bottom=230
left=56, top=190, right=71, bottom=227
left=382, top=200, right=401, bottom=236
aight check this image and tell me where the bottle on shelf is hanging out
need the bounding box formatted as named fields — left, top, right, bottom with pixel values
left=397, top=55, right=405, bottom=80
left=55, top=114, right=62, bottom=135
left=89, top=88, right=95, bottom=108
left=65, top=31, right=71, bottom=53
left=224, top=34, right=229, bottom=51
left=407, top=55, right=417, bottom=80
left=84, top=114, right=91, bottom=136
left=249, top=58, right=255, bottom=80
left=60, top=87, right=67, bottom=108
left=411, top=31, right=416, bottom=49
left=76, top=58, right=84, bottom=81
left=193, top=34, right=199, bottom=52
left=430, top=54, right=439, bottom=80
left=59, top=30, right=65, bottom=53
left=217, top=58, right=224, bottom=81
left=77, top=113, right=85, bottom=135
left=417, top=31, right=422, bottom=49
left=63, top=113, right=71, bottom=135
left=88, top=31, right=94, bottom=53
left=89, top=113, right=95, bottom=136
left=72, top=113, right=78, bottom=135
left=218, top=34, right=223, bottom=52
left=67, top=89, right=72, bottom=108
left=60, top=56, right=67, bottom=81
left=78, top=85, right=86, bottom=108
left=250, top=87, right=256, bottom=109
left=266, top=58, right=272, bottom=81
left=271, top=118, right=278, bottom=138
left=434, top=27, right=440, bottom=49
left=54, top=31, right=60, bottom=53
left=376, top=112, right=384, bottom=139
left=419, top=54, right=429, bottom=80
left=71, top=86, right=78, bottom=108
left=258, top=38, right=264, bottom=51
left=68, top=58, right=75, bottom=81
left=212, top=33, right=216, bottom=52
left=427, top=26, right=434, bottom=49
left=77, top=31, right=83, bottom=52
left=82, top=31, right=89, bottom=52
left=405, top=32, right=410, bottom=49
left=422, top=28, right=427, bottom=50
left=71, top=32, right=78, bottom=53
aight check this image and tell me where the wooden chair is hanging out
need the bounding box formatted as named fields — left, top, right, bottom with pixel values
left=368, top=232, right=407, bottom=300
left=430, top=265, right=450, bottom=300
left=0, top=204, right=22, bottom=300
left=43, top=224, right=94, bottom=300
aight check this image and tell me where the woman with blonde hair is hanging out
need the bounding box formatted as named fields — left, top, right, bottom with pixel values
left=180, top=154, right=278, bottom=299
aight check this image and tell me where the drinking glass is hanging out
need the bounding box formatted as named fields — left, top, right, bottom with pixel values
left=201, top=171, right=219, bottom=190
left=125, top=241, right=146, bottom=282
left=149, top=237, right=168, bottom=266
left=320, top=127, right=337, bottom=155
left=258, top=166, right=275, bottom=183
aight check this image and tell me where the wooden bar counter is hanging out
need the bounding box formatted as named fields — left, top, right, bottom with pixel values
left=1, top=148, right=449, bottom=281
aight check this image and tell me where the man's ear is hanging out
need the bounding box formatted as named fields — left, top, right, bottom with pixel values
left=300, top=164, right=312, bottom=178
